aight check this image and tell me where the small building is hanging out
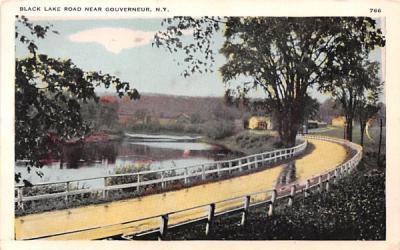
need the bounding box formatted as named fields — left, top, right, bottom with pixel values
left=176, top=113, right=191, bottom=124
left=248, top=116, right=273, bottom=130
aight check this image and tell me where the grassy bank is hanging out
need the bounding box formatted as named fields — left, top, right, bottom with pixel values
left=207, top=130, right=293, bottom=155
left=311, top=125, right=386, bottom=153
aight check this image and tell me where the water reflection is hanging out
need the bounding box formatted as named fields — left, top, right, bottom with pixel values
left=16, top=136, right=237, bottom=185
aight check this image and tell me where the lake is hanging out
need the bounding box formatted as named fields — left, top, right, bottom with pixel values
left=15, top=134, right=237, bottom=187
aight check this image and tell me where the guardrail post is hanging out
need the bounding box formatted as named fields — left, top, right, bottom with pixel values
left=137, top=173, right=141, bottom=193
left=161, top=171, right=165, bottom=189
left=274, top=152, right=277, bottom=163
left=239, top=160, right=243, bottom=172
left=217, top=163, right=221, bottom=177
left=245, top=158, right=249, bottom=170
left=184, top=167, right=189, bottom=185
left=158, top=214, right=169, bottom=240
left=17, top=187, right=24, bottom=211
left=228, top=161, right=233, bottom=174
left=202, top=165, right=206, bottom=180
left=205, top=203, right=215, bottom=236
left=65, top=182, right=70, bottom=203
left=241, top=196, right=250, bottom=226
left=102, top=178, right=108, bottom=199
left=266, top=153, right=270, bottom=164
left=326, top=173, right=331, bottom=192
left=268, top=189, right=277, bottom=217
left=288, top=184, right=296, bottom=207
left=318, top=175, right=323, bottom=193
left=350, top=162, right=353, bottom=172
left=334, top=168, right=338, bottom=184
left=305, top=179, right=311, bottom=198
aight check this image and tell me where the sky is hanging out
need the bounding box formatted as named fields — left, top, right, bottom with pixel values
left=15, top=17, right=384, bottom=103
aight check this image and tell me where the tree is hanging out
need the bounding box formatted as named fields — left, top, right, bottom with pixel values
left=355, top=76, right=382, bottom=146
left=321, top=60, right=382, bottom=141
left=302, top=96, right=320, bottom=133
left=190, top=113, right=203, bottom=124
left=80, top=97, right=120, bottom=130
left=357, top=103, right=380, bottom=146
left=319, top=98, right=342, bottom=123
left=134, top=109, right=148, bottom=123
left=15, top=16, right=139, bottom=173
left=155, top=17, right=385, bottom=146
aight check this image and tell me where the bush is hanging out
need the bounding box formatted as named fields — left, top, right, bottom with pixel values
left=108, top=162, right=156, bottom=186
left=203, top=120, right=235, bottom=140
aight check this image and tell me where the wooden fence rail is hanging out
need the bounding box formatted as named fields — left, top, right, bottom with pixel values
left=120, top=135, right=363, bottom=240
left=15, top=138, right=308, bottom=209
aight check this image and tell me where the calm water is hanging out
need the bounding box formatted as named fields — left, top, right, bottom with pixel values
left=15, top=134, right=236, bottom=187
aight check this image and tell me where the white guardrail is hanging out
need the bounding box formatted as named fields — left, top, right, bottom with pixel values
left=15, top=137, right=308, bottom=209
left=117, top=135, right=363, bottom=240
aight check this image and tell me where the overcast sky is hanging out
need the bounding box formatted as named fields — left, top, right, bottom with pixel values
left=16, top=17, right=384, bottom=103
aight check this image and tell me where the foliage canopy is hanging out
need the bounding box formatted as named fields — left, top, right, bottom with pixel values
left=15, top=16, right=139, bottom=172
left=154, top=17, right=385, bottom=146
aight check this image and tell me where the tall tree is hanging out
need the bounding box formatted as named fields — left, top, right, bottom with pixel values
left=321, top=60, right=382, bottom=141
left=302, top=96, right=320, bottom=133
left=155, top=17, right=385, bottom=146
left=357, top=103, right=380, bottom=146
left=355, top=73, right=382, bottom=146
left=80, top=97, right=120, bottom=130
left=319, top=98, right=342, bottom=123
left=15, top=16, right=139, bottom=173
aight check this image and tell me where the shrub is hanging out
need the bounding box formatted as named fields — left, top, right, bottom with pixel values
left=203, top=120, right=235, bottom=140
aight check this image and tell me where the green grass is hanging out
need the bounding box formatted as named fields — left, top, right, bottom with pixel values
left=209, top=130, right=286, bottom=155
left=312, top=125, right=386, bottom=154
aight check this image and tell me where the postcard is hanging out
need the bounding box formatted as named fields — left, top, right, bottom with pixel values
left=1, top=0, right=399, bottom=250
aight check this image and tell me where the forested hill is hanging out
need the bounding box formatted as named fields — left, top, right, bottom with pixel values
left=103, top=93, right=245, bottom=120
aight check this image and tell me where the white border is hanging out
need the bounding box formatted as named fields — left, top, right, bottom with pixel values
left=1, top=0, right=399, bottom=249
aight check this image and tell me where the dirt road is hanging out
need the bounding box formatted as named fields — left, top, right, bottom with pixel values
left=15, top=138, right=347, bottom=240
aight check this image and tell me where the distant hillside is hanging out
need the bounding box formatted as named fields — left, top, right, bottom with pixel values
left=105, top=94, right=246, bottom=121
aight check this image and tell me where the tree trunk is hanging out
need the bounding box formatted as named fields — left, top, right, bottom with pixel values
left=345, top=117, right=353, bottom=141
left=359, top=119, right=365, bottom=147
left=277, top=110, right=300, bottom=147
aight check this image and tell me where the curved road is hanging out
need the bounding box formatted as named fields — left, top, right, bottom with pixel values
left=15, top=138, right=348, bottom=240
